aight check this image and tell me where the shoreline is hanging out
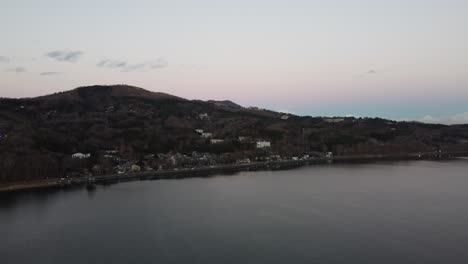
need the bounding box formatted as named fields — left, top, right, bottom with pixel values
left=1, top=151, right=468, bottom=193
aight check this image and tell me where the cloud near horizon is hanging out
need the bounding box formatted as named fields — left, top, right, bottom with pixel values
left=277, top=109, right=297, bottom=115
left=5, top=67, right=26, bottom=73
left=418, top=112, right=468, bottom=125
left=0, top=56, right=9, bottom=63
left=45, top=50, right=83, bottom=62
left=97, top=58, right=168, bottom=72
left=40, top=71, right=61, bottom=76
left=398, top=112, right=468, bottom=125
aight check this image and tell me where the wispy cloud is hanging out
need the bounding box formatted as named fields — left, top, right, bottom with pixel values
left=0, top=56, right=9, bottom=63
left=45, top=50, right=83, bottom=62
left=5, top=67, right=26, bottom=73
left=357, top=69, right=377, bottom=78
left=97, top=58, right=168, bottom=72
left=40, top=71, right=61, bottom=76
left=97, top=60, right=127, bottom=68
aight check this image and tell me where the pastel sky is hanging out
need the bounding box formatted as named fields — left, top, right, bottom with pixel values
left=1, top=0, right=468, bottom=123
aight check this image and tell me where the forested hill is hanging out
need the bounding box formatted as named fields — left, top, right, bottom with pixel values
left=1, top=85, right=468, bottom=182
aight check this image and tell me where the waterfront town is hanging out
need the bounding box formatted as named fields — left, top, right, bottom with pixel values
left=68, top=132, right=319, bottom=178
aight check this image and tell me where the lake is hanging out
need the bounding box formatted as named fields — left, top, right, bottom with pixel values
left=2, top=159, right=468, bottom=264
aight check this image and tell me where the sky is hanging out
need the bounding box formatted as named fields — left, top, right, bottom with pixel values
left=1, top=0, right=467, bottom=124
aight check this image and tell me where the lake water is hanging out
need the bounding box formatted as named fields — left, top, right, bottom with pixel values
left=2, top=159, right=468, bottom=264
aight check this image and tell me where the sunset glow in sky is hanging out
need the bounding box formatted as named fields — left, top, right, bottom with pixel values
left=1, top=0, right=467, bottom=123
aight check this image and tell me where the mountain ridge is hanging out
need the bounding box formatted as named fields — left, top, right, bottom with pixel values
left=1, top=84, right=467, bottom=183
left=35, top=84, right=185, bottom=102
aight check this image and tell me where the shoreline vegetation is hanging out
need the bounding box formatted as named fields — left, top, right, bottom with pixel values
left=2, top=151, right=468, bottom=193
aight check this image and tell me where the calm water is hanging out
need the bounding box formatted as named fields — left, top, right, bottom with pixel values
left=2, top=160, right=468, bottom=264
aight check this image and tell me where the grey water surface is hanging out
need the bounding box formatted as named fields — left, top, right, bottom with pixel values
left=2, top=159, right=468, bottom=264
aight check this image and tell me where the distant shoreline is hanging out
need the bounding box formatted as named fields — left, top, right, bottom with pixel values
left=1, top=151, right=468, bottom=193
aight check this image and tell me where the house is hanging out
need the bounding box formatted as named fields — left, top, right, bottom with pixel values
left=92, top=165, right=104, bottom=175
left=105, top=150, right=118, bottom=154
left=270, top=155, right=282, bottom=161
left=238, top=136, right=249, bottom=142
left=236, top=158, right=251, bottom=164
left=325, top=152, right=333, bottom=158
left=72, top=153, right=91, bottom=159
left=114, top=161, right=142, bottom=174
left=105, top=106, right=115, bottom=113
left=281, top=115, right=289, bottom=120
left=201, top=132, right=213, bottom=138
left=144, top=154, right=155, bottom=159
left=199, top=113, right=209, bottom=119
left=248, top=106, right=265, bottom=111
left=195, top=129, right=204, bottom=134
left=131, top=165, right=141, bottom=172
left=256, top=141, right=271, bottom=148
left=210, top=139, right=224, bottom=144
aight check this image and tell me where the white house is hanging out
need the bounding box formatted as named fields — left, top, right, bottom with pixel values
left=238, top=136, right=249, bottom=142
left=131, top=165, right=141, bottom=172
left=256, top=141, right=271, bottom=148
left=199, top=113, right=209, bottom=119
left=281, top=115, right=289, bottom=120
left=201, top=132, right=213, bottom=138
left=195, top=129, right=204, bottom=134
left=210, top=139, right=224, bottom=144
left=72, top=153, right=91, bottom=159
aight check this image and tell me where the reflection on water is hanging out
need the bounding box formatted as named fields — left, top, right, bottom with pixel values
left=2, top=159, right=468, bottom=264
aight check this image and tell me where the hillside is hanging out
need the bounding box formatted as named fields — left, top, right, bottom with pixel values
left=1, top=85, right=468, bottom=183
left=36, top=85, right=184, bottom=102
